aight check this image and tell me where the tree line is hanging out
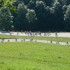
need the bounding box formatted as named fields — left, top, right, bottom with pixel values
left=0, top=0, right=70, bottom=32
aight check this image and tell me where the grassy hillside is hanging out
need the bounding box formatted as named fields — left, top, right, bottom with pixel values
left=0, top=42, right=70, bottom=70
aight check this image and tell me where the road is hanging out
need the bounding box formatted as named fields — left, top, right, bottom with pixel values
left=0, top=31, right=70, bottom=38
left=0, top=38, right=70, bottom=46
left=0, top=31, right=70, bottom=45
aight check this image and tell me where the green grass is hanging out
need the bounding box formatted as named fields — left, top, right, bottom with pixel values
left=0, top=34, right=70, bottom=42
left=0, top=42, right=70, bottom=70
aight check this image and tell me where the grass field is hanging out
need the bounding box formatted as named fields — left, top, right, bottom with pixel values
left=0, top=42, right=70, bottom=70
left=0, top=34, right=70, bottom=42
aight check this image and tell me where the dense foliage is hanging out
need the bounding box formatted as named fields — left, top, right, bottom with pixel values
left=0, top=0, right=70, bottom=32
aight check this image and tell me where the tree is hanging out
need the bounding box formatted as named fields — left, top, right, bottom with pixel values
left=0, top=7, right=13, bottom=30
left=26, top=9, right=37, bottom=23
left=17, top=0, right=30, bottom=4
left=28, top=0, right=36, bottom=9
left=52, top=0, right=64, bottom=31
left=64, top=5, right=70, bottom=31
left=26, top=9, right=37, bottom=30
left=36, top=1, right=47, bottom=31
left=58, top=0, right=70, bottom=5
left=0, top=0, right=70, bottom=31
left=58, top=0, right=67, bottom=5
left=14, top=3, right=28, bottom=30
left=43, top=0, right=54, bottom=6
left=53, top=0, right=61, bottom=13
left=0, top=0, right=16, bottom=7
